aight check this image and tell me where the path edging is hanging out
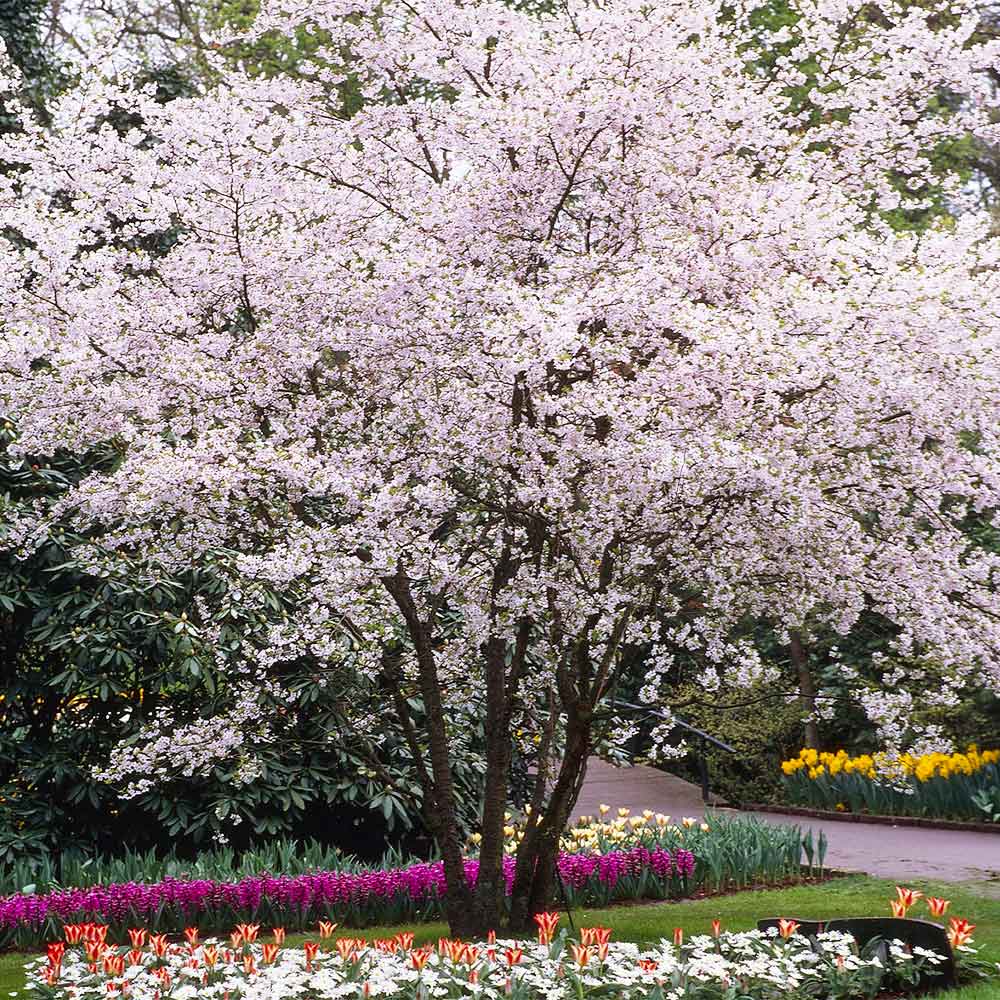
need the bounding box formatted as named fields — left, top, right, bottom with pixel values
left=746, top=803, right=1000, bottom=834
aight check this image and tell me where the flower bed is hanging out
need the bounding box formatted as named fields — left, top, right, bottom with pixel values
left=509, top=810, right=813, bottom=895
left=1, top=814, right=819, bottom=950
left=780, top=746, right=1000, bottom=822
left=0, top=849, right=694, bottom=950
left=26, top=913, right=985, bottom=1000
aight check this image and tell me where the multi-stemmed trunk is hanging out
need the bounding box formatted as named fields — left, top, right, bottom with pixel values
left=382, top=562, right=611, bottom=940
left=457, top=635, right=515, bottom=936
left=507, top=704, right=591, bottom=932
left=410, top=662, right=594, bottom=938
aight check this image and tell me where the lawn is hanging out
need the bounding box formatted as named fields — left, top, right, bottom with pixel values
left=3, top=876, right=997, bottom=998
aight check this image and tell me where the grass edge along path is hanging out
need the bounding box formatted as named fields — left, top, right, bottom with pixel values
left=2, top=876, right=997, bottom=998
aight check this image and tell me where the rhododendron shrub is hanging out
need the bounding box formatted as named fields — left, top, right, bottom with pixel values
left=2, top=0, right=1000, bottom=935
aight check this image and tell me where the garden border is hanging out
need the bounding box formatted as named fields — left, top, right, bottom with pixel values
left=747, top=804, right=1000, bottom=834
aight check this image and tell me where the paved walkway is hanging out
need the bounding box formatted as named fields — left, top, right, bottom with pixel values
left=574, top=757, right=1000, bottom=891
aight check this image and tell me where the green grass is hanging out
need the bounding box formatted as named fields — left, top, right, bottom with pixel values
left=3, top=876, right=997, bottom=998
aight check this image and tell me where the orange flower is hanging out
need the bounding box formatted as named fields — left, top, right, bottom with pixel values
left=948, top=927, right=974, bottom=949
left=895, top=887, right=922, bottom=913
left=637, top=959, right=658, bottom=973
left=580, top=926, right=612, bottom=946
left=595, top=943, right=609, bottom=962
left=319, top=921, right=338, bottom=939
left=229, top=931, right=244, bottom=949
left=126, top=949, right=144, bottom=968
left=487, top=930, right=497, bottom=944
left=533, top=912, right=560, bottom=945
left=777, top=919, right=800, bottom=940
left=396, top=932, right=415, bottom=950
left=673, top=928, right=683, bottom=946
left=202, top=946, right=219, bottom=968
left=569, top=943, right=591, bottom=967
left=127, top=929, right=147, bottom=949
left=65, top=925, right=86, bottom=945
left=890, top=901, right=908, bottom=918
left=103, top=956, right=126, bottom=977
left=262, top=943, right=280, bottom=965
left=711, top=920, right=722, bottom=938
left=926, top=897, right=951, bottom=917
left=184, top=927, right=199, bottom=947
left=410, top=947, right=433, bottom=971
left=237, top=923, right=260, bottom=943
left=85, top=941, right=107, bottom=963
left=505, top=947, right=524, bottom=966
left=273, top=927, right=287, bottom=945
left=947, top=917, right=976, bottom=949
left=303, top=941, right=320, bottom=970
left=242, top=954, right=257, bottom=976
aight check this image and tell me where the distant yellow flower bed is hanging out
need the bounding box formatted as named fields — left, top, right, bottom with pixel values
left=780, top=746, right=1000, bottom=823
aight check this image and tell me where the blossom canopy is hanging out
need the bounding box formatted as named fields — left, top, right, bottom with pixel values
left=2, top=0, right=1000, bottom=916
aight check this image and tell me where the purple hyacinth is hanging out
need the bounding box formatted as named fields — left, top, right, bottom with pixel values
left=0, top=846, right=698, bottom=936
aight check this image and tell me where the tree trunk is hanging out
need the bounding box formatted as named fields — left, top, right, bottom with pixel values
left=507, top=705, right=591, bottom=932
left=382, top=571, right=475, bottom=936
left=468, top=635, right=513, bottom=936
left=789, top=630, right=820, bottom=749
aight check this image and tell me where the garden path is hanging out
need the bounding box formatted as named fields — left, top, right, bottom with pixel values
left=574, top=757, right=1000, bottom=893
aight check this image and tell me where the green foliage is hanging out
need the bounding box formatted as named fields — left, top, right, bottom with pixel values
left=0, top=0, right=63, bottom=125
left=0, top=815, right=820, bottom=947
left=970, top=786, right=1000, bottom=823
left=567, top=813, right=810, bottom=902
left=663, top=682, right=805, bottom=806
left=212, top=1, right=362, bottom=115
left=0, top=837, right=397, bottom=896
left=0, top=418, right=487, bottom=863
left=732, top=0, right=989, bottom=232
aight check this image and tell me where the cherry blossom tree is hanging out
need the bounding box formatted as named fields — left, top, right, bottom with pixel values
left=3, top=0, right=1000, bottom=935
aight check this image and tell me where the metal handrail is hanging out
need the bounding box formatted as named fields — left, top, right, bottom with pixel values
left=609, top=698, right=737, bottom=803
left=610, top=699, right=737, bottom=754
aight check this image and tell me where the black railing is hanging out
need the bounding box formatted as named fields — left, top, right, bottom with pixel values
left=610, top=699, right=737, bottom=804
